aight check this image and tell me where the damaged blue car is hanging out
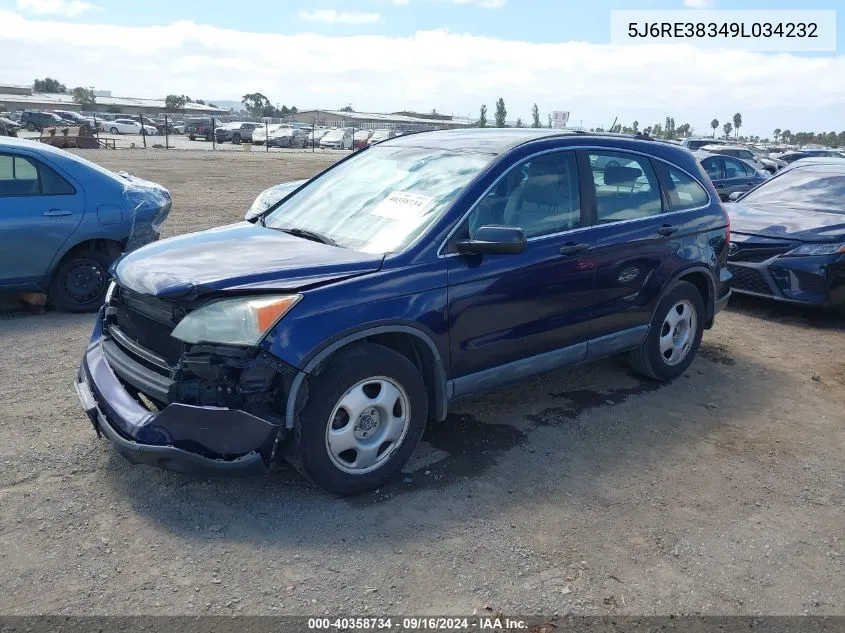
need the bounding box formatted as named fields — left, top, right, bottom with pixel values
left=0, top=137, right=171, bottom=311
left=75, top=129, right=731, bottom=495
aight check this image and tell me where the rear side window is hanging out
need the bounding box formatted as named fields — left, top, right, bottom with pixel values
left=588, top=151, right=662, bottom=223
left=0, top=154, right=75, bottom=197
left=701, top=158, right=721, bottom=180
left=660, top=166, right=709, bottom=210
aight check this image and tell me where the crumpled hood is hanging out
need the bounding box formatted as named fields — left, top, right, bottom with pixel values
left=112, top=222, right=384, bottom=299
left=727, top=201, right=845, bottom=242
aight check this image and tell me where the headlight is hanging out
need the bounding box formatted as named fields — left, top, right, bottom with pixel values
left=783, top=243, right=845, bottom=257
left=171, top=295, right=302, bottom=346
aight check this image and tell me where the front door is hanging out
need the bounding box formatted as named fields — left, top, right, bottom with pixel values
left=444, top=150, right=595, bottom=397
left=0, top=152, right=84, bottom=287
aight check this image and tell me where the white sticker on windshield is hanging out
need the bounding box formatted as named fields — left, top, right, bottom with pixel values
left=371, top=191, right=434, bottom=223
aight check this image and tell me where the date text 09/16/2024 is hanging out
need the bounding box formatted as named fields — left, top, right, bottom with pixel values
left=307, top=617, right=530, bottom=630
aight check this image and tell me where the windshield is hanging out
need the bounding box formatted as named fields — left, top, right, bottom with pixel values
left=323, top=130, right=344, bottom=140
left=741, top=168, right=845, bottom=214
left=264, top=145, right=493, bottom=253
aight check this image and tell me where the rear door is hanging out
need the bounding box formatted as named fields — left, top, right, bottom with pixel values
left=445, top=149, right=595, bottom=393
left=0, top=152, right=84, bottom=287
left=582, top=149, right=708, bottom=344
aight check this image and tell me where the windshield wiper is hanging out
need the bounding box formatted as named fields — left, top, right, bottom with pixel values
left=276, top=227, right=340, bottom=247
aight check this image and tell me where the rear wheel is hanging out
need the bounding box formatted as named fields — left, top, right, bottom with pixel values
left=286, top=344, right=428, bottom=495
left=188, top=134, right=195, bottom=140
left=109, top=127, right=118, bottom=134
left=630, top=281, right=705, bottom=381
left=232, top=134, right=241, bottom=144
left=26, top=122, right=36, bottom=131
left=48, top=247, right=115, bottom=312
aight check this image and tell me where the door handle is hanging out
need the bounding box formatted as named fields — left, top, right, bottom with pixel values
left=42, top=209, right=72, bottom=217
left=657, top=224, right=679, bottom=237
left=559, top=242, right=589, bottom=256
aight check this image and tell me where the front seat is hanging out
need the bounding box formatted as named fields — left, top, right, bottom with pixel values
left=502, top=156, right=579, bottom=238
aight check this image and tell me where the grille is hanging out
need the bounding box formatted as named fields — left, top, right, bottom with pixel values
left=728, top=265, right=772, bottom=295
left=793, top=270, right=829, bottom=295
left=729, top=245, right=791, bottom=263
left=111, top=288, right=183, bottom=366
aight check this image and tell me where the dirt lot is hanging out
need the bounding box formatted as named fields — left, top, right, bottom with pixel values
left=1, top=150, right=843, bottom=617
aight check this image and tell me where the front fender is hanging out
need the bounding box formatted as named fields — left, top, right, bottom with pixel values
left=282, top=321, right=449, bottom=430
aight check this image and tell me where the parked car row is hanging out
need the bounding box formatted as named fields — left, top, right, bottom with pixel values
left=3, top=128, right=841, bottom=497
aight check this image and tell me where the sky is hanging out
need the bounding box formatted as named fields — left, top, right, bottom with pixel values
left=1, top=0, right=844, bottom=137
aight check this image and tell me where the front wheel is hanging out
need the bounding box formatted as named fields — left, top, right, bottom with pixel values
left=48, top=247, right=115, bottom=312
left=109, top=127, right=119, bottom=134
left=286, top=343, right=428, bottom=495
left=629, top=280, right=705, bottom=381
left=232, top=134, right=241, bottom=144
left=26, top=122, right=36, bottom=131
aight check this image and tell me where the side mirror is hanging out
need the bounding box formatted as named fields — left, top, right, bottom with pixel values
left=455, top=225, right=526, bottom=255
left=728, top=191, right=743, bottom=202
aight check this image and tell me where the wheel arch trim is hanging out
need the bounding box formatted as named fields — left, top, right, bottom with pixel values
left=658, top=265, right=718, bottom=326
left=283, top=324, right=448, bottom=430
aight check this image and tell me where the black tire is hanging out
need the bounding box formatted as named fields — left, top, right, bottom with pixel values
left=286, top=343, right=428, bottom=495
left=188, top=134, right=195, bottom=141
left=109, top=127, right=118, bottom=135
left=232, top=134, right=241, bottom=145
left=26, top=122, right=36, bottom=132
left=48, top=248, right=115, bottom=313
left=629, top=280, right=705, bottom=381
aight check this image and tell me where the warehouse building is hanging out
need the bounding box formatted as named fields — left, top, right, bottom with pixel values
left=0, top=84, right=227, bottom=116
left=291, top=109, right=473, bottom=131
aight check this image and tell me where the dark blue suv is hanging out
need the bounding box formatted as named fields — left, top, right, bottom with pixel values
left=75, top=129, right=732, bottom=494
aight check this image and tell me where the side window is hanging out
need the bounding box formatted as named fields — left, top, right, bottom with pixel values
left=723, top=158, right=748, bottom=178
left=467, top=151, right=581, bottom=239
left=588, top=151, right=662, bottom=223
left=0, top=155, right=74, bottom=197
left=39, top=162, right=75, bottom=195
left=0, top=155, right=40, bottom=196
left=701, top=158, right=721, bottom=180
left=661, top=166, right=709, bottom=210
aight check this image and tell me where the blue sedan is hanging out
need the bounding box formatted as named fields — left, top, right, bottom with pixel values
left=0, top=137, right=171, bottom=311
left=695, top=150, right=769, bottom=202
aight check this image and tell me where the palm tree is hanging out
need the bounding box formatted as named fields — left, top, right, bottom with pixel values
left=773, top=128, right=781, bottom=143
left=710, top=118, right=719, bottom=138
left=723, top=122, right=733, bottom=139
left=732, top=113, right=742, bottom=139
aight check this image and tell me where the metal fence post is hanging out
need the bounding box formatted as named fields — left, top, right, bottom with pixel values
left=93, top=113, right=100, bottom=144
left=265, top=120, right=269, bottom=153
left=211, top=117, right=216, bottom=150
left=165, top=114, right=169, bottom=149
left=139, top=113, right=147, bottom=148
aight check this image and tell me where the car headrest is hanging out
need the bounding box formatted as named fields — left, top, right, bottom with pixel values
left=604, top=165, right=642, bottom=186
left=522, top=160, right=571, bottom=205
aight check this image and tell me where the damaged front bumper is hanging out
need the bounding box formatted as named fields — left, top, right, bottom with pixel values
left=75, top=309, right=287, bottom=475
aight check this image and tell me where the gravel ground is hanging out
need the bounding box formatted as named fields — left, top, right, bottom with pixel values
left=1, top=150, right=843, bottom=617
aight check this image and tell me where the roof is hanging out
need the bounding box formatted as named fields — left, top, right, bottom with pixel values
left=781, top=157, right=845, bottom=172
left=378, top=128, right=673, bottom=155
left=294, top=109, right=473, bottom=126
left=0, top=92, right=227, bottom=113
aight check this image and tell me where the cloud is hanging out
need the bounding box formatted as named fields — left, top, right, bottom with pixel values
left=684, top=0, right=714, bottom=7
left=16, top=0, right=97, bottom=17
left=0, top=10, right=842, bottom=135
left=298, top=9, right=381, bottom=24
